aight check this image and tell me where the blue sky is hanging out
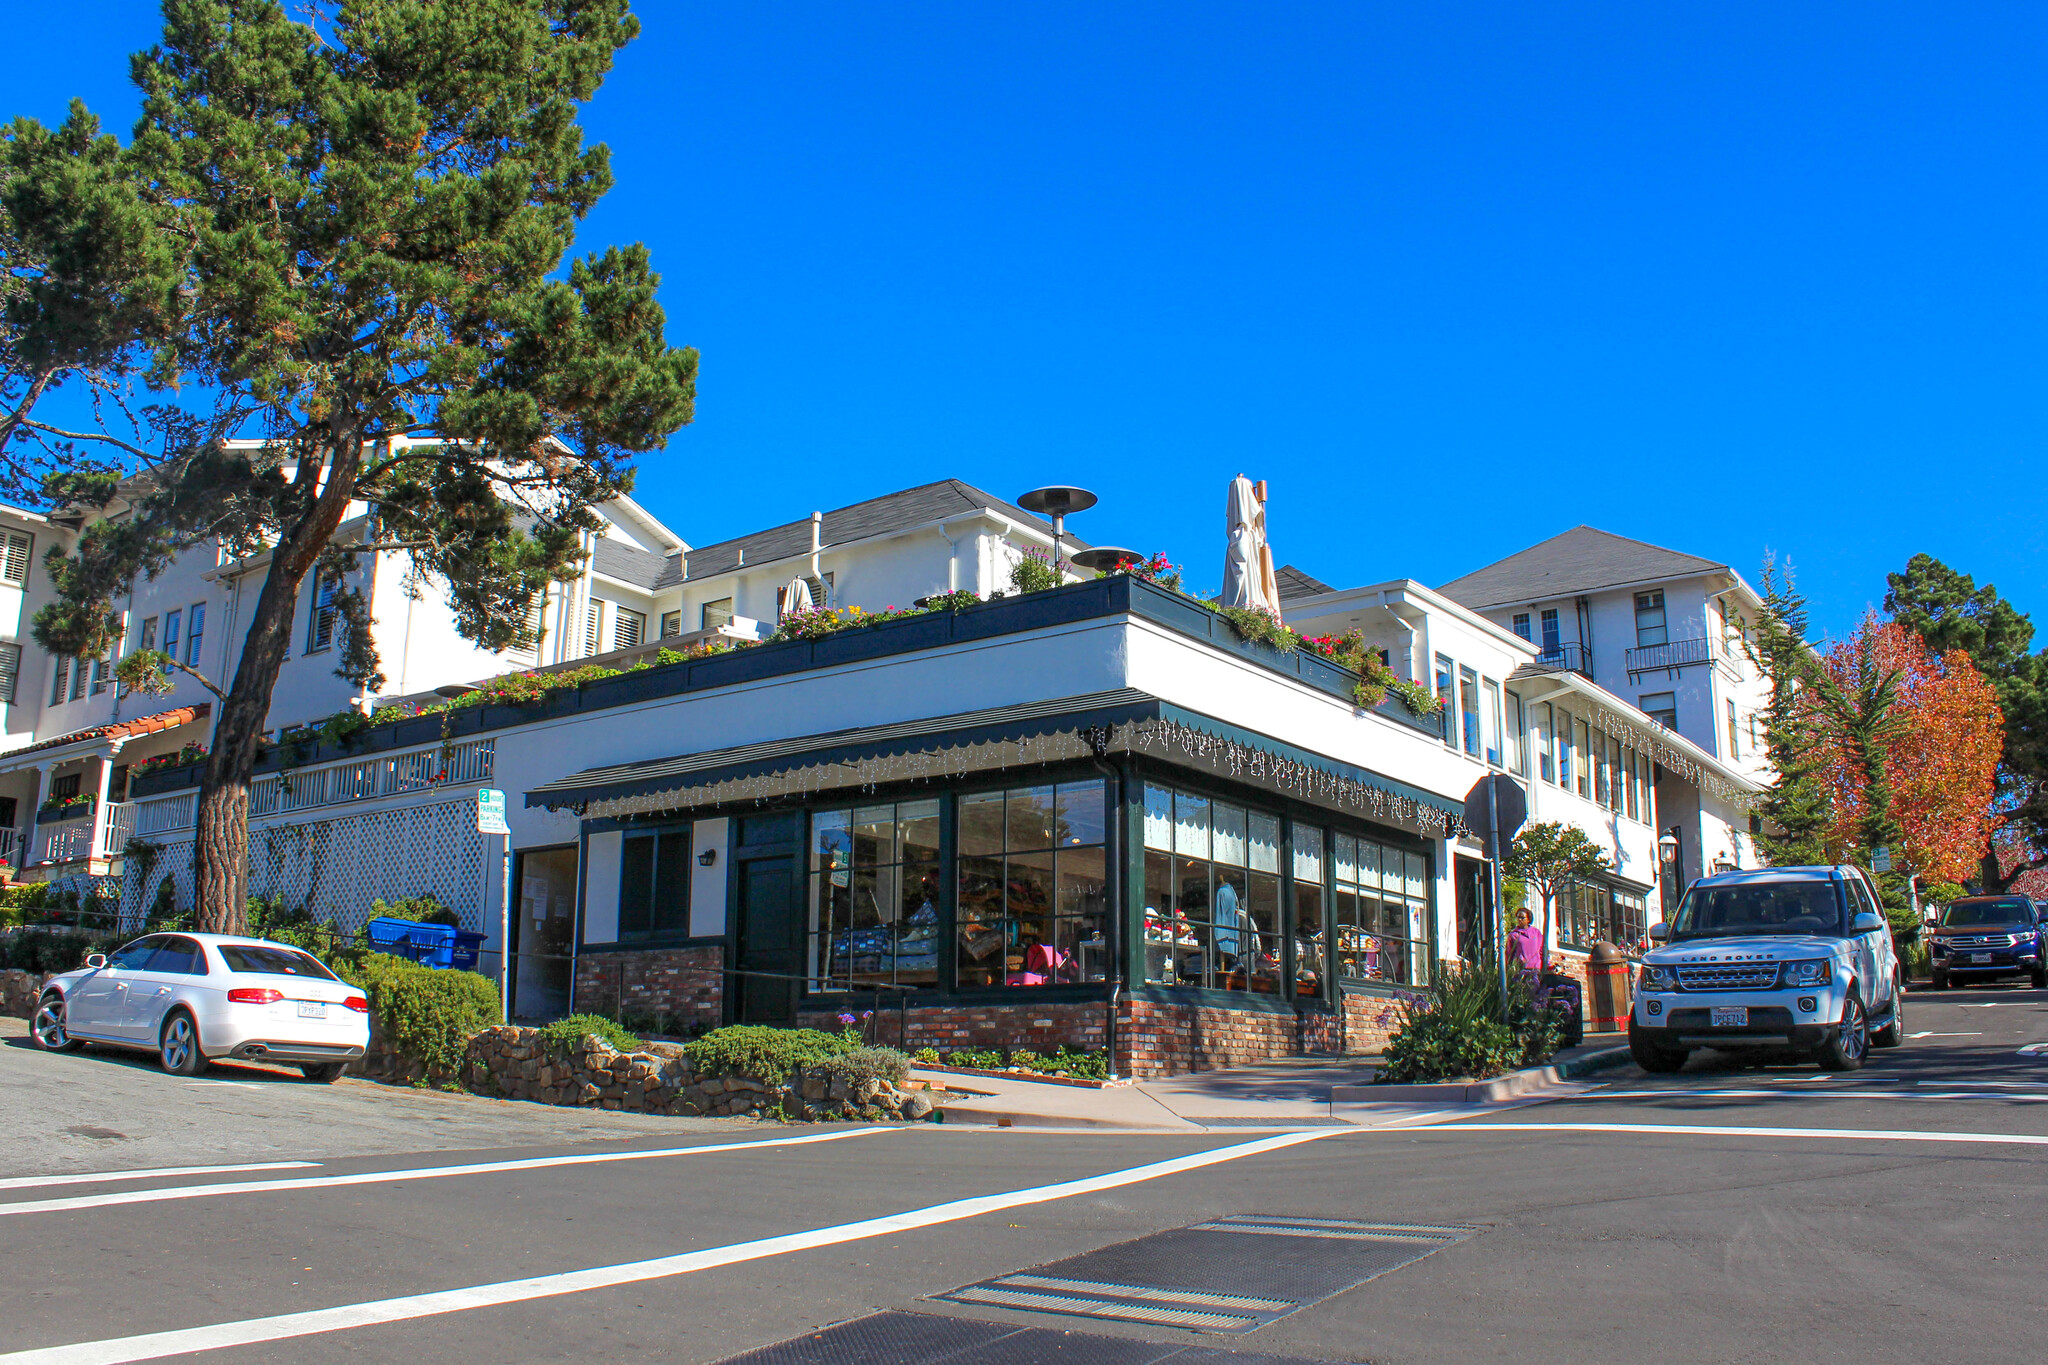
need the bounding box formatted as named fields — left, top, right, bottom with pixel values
left=9, top=2, right=2046, bottom=642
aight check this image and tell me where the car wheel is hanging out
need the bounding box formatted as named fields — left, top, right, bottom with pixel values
left=1931, top=971, right=1948, bottom=990
left=2031, top=968, right=2047, bottom=990
left=299, top=1063, right=346, bottom=1084
left=1871, top=993, right=1904, bottom=1048
left=1629, top=1019, right=1688, bottom=1074
left=157, top=1010, right=207, bottom=1077
left=1817, top=994, right=1869, bottom=1072
left=30, top=993, right=84, bottom=1053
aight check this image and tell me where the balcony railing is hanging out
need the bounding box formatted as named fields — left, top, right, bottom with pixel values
left=130, top=737, right=496, bottom=837
left=1627, top=636, right=1713, bottom=675
left=1527, top=641, right=1593, bottom=677
left=31, top=802, right=135, bottom=866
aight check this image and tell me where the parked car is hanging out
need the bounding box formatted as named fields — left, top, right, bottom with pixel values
left=1927, top=896, right=2046, bottom=990
left=1629, top=866, right=1903, bottom=1074
left=29, top=932, right=370, bottom=1081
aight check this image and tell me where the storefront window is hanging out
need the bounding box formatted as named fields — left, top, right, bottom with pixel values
left=809, top=799, right=940, bottom=988
left=1294, top=823, right=1325, bottom=996
left=1333, top=836, right=1429, bottom=987
left=1141, top=784, right=1281, bottom=991
left=619, top=825, right=691, bottom=940
left=1558, top=881, right=1649, bottom=951
left=956, top=782, right=1108, bottom=988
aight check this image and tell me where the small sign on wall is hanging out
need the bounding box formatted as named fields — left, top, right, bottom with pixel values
left=476, top=788, right=509, bottom=835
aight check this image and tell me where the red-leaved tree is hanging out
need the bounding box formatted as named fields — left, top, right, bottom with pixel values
left=1812, top=615, right=2004, bottom=885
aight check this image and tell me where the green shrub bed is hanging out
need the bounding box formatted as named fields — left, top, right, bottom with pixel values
left=338, top=952, right=501, bottom=1082
left=1375, top=966, right=1563, bottom=1084
left=684, top=1025, right=863, bottom=1082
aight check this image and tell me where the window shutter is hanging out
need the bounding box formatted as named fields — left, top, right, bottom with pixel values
left=1, top=533, right=30, bottom=586
left=614, top=610, right=644, bottom=651
left=0, top=641, right=20, bottom=704
left=584, top=600, right=604, bottom=656
left=50, top=656, right=69, bottom=706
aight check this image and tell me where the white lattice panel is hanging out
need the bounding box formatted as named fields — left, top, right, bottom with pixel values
left=122, top=796, right=491, bottom=935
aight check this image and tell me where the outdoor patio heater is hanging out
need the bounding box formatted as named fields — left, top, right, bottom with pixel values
left=1017, top=485, right=1097, bottom=575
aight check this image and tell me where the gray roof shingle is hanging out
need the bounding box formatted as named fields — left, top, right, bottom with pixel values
left=1437, top=526, right=1725, bottom=610
left=1275, top=563, right=1335, bottom=604
left=655, top=479, right=1084, bottom=588
left=590, top=536, right=672, bottom=591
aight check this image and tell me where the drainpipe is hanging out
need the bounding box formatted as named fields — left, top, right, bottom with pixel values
left=809, top=512, right=822, bottom=581
left=937, top=522, right=967, bottom=594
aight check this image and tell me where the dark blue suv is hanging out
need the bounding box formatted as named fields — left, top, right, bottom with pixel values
left=1928, top=896, right=2046, bottom=989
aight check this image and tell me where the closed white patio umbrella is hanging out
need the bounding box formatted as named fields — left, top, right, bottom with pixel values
left=1222, top=475, right=1280, bottom=615
left=780, top=576, right=814, bottom=620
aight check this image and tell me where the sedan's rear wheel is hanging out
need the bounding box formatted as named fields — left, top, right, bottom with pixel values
left=30, top=994, right=83, bottom=1052
left=158, top=1010, right=206, bottom=1076
left=299, top=1062, right=346, bottom=1084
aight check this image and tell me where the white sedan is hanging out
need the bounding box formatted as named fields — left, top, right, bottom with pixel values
left=30, top=932, right=370, bottom=1081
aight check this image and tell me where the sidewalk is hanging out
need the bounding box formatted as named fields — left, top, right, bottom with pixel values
left=917, top=1038, right=1631, bottom=1132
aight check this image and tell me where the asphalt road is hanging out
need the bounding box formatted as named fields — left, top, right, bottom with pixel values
left=6, top=983, right=2048, bottom=1365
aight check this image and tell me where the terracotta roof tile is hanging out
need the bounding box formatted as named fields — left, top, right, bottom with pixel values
left=14, top=703, right=210, bottom=757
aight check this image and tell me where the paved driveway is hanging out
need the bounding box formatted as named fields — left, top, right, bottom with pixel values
left=0, top=1016, right=735, bottom=1180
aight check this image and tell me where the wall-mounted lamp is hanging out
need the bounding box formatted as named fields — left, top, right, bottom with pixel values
left=1658, top=828, right=1681, bottom=863
left=698, top=848, right=717, bottom=867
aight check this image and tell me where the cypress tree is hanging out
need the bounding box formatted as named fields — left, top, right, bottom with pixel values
left=1, top=1, right=697, bottom=933
left=1743, top=555, right=1832, bottom=866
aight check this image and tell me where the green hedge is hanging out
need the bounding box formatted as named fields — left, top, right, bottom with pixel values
left=0, top=928, right=121, bottom=974
left=338, top=953, right=500, bottom=1081
left=685, top=1025, right=861, bottom=1082
left=537, top=1013, right=642, bottom=1056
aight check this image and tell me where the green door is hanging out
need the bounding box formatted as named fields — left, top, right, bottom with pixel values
left=735, top=856, right=800, bottom=1024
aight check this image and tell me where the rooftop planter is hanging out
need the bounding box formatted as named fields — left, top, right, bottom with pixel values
left=123, top=575, right=1446, bottom=796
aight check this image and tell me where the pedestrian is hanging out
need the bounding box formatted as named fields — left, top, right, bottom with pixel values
left=1506, top=908, right=1544, bottom=977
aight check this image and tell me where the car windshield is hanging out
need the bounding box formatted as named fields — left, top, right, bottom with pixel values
left=1669, top=881, right=1844, bottom=940
left=1941, top=899, right=2033, bottom=927
left=218, top=944, right=339, bottom=981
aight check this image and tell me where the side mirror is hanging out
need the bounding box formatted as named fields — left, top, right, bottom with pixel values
left=1648, top=922, right=1669, bottom=943
left=1849, top=911, right=1884, bottom=934
left=85, top=953, right=107, bottom=969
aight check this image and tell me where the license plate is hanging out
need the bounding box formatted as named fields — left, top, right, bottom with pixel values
left=295, top=1001, right=327, bottom=1019
left=1710, top=1006, right=1748, bottom=1028
left=1969, top=954, right=1991, bottom=964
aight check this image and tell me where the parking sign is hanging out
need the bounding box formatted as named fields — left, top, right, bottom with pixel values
left=476, top=788, right=509, bottom=835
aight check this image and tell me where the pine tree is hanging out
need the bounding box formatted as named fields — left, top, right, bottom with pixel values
left=1742, top=554, right=1832, bottom=865
left=1, top=1, right=697, bottom=933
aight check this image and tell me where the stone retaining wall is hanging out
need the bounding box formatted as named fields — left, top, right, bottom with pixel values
left=1, top=968, right=47, bottom=1020
left=461, top=1025, right=934, bottom=1122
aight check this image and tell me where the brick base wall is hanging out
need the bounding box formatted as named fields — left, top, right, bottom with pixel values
left=793, top=993, right=1411, bottom=1079
left=573, top=946, right=725, bottom=1034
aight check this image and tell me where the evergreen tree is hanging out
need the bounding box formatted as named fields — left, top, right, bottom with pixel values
left=1, top=1, right=697, bottom=933
left=1741, top=554, right=1832, bottom=865
left=1884, top=553, right=2048, bottom=891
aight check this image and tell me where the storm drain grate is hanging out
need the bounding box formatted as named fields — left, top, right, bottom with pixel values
left=930, top=1215, right=1478, bottom=1333
left=709, top=1310, right=1353, bottom=1364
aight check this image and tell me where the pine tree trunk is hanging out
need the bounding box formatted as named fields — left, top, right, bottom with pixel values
left=190, top=433, right=365, bottom=935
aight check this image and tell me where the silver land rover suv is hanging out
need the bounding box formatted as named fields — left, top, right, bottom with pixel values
left=1629, top=865, right=1902, bottom=1074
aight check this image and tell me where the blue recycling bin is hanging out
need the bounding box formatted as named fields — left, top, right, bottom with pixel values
left=450, top=930, right=486, bottom=972
left=366, top=917, right=457, bottom=969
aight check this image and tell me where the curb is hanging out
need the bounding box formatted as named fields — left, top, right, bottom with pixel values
left=1330, top=1043, right=1631, bottom=1105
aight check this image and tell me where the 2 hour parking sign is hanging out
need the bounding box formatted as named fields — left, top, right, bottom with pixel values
left=476, top=788, right=509, bottom=835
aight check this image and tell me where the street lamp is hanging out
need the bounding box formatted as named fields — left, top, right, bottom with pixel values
left=1658, top=825, right=1685, bottom=914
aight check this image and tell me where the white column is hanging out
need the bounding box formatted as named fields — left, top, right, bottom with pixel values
left=26, top=761, right=54, bottom=869
left=89, top=753, right=116, bottom=863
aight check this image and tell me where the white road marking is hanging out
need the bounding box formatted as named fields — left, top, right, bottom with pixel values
left=1587, top=1088, right=2048, bottom=1102
left=0, top=1161, right=319, bottom=1193
left=1413, top=1120, right=2048, bottom=1146
left=0, top=1129, right=891, bottom=1218
left=1916, top=1080, right=2048, bottom=1089
left=1906, top=1031, right=1982, bottom=1038
left=1956, top=1002, right=2026, bottom=1008
left=0, top=1129, right=1332, bottom=1365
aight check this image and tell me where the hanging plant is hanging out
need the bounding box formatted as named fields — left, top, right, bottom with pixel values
left=1388, top=677, right=1444, bottom=718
